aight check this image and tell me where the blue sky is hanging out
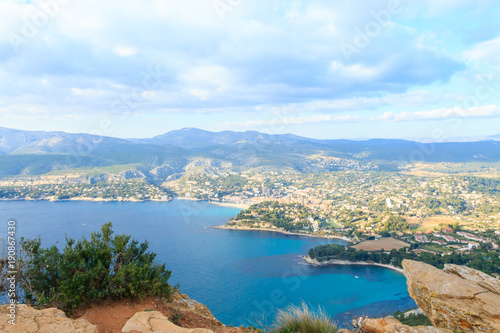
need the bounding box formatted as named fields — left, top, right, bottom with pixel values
left=1, top=0, right=500, bottom=140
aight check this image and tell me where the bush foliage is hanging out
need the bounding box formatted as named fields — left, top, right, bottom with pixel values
left=393, top=310, right=432, bottom=326
left=272, top=302, right=338, bottom=333
left=20, top=222, right=173, bottom=313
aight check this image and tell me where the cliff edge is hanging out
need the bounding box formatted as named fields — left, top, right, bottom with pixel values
left=0, top=304, right=98, bottom=333
left=3, top=261, right=500, bottom=333
left=402, top=259, right=500, bottom=333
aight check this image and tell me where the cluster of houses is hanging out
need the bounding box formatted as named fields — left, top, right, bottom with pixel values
left=412, top=230, right=498, bottom=251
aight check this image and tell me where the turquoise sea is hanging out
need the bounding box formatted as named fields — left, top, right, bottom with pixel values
left=0, top=199, right=415, bottom=327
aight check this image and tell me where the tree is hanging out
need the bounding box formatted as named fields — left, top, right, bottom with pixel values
left=451, top=222, right=461, bottom=233
left=19, top=222, right=174, bottom=313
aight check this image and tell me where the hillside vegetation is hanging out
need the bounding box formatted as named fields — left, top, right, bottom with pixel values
left=2, top=127, right=500, bottom=179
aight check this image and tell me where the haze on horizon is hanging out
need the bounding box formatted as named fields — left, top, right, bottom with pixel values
left=1, top=0, right=500, bottom=140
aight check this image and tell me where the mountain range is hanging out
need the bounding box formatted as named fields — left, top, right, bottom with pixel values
left=1, top=127, right=499, bottom=180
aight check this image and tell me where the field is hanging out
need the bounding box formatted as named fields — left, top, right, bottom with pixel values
left=421, top=244, right=453, bottom=254
left=408, top=216, right=462, bottom=232
left=324, top=220, right=342, bottom=229
left=351, top=237, right=409, bottom=251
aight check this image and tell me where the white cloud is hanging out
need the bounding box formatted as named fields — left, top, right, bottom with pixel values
left=225, top=114, right=360, bottom=128
left=0, top=0, right=491, bottom=135
left=113, top=46, right=137, bottom=57
left=464, top=37, right=500, bottom=68
left=330, top=61, right=383, bottom=81
left=225, top=104, right=500, bottom=131
left=251, top=90, right=451, bottom=116
left=378, top=105, right=500, bottom=121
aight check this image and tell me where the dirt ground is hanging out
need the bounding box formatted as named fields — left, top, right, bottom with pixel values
left=74, top=297, right=258, bottom=333
left=351, top=237, right=409, bottom=251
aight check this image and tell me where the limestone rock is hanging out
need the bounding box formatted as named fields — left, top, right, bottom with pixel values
left=122, top=310, right=213, bottom=333
left=0, top=304, right=98, bottom=333
left=402, top=259, right=500, bottom=332
left=361, top=317, right=452, bottom=333
left=171, top=293, right=219, bottom=322
left=444, top=263, right=500, bottom=295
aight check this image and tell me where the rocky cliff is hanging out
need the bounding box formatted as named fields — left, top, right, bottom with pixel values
left=0, top=293, right=256, bottom=333
left=402, top=259, right=500, bottom=332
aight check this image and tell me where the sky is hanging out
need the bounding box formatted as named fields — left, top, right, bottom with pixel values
left=1, top=0, right=500, bottom=140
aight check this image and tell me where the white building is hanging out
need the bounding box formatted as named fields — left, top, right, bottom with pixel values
left=386, top=198, right=393, bottom=209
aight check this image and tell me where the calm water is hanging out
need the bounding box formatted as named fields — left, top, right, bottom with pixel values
left=0, top=200, right=415, bottom=327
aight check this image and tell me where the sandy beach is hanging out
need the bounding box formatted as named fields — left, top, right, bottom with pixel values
left=215, top=225, right=352, bottom=242
left=207, top=201, right=249, bottom=209
left=175, top=197, right=249, bottom=209
left=302, top=255, right=404, bottom=274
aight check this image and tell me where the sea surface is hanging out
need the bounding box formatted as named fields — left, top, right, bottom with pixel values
left=0, top=199, right=416, bottom=327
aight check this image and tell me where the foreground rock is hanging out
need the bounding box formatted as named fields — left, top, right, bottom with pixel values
left=122, top=310, right=213, bottom=333
left=0, top=304, right=98, bottom=333
left=402, top=259, right=500, bottom=332
left=361, top=317, right=452, bottom=333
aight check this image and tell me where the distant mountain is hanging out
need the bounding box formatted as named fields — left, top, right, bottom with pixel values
left=0, top=127, right=187, bottom=178
left=0, top=127, right=131, bottom=155
left=408, top=134, right=500, bottom=142
left=1, top=127, right=500, bottom=178
left=129, top=127, right=317, bottom=149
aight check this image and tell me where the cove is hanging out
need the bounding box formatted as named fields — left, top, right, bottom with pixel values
left=0, top=199, right=416, bottom=327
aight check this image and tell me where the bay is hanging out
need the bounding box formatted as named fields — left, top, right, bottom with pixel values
left=0, top=199, right=416, bottom=327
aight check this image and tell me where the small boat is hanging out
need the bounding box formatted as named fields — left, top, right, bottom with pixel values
left=355, top=276, right=359, bottom=279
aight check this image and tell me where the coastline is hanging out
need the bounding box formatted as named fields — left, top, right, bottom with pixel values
left=0, top=197, right=173, bottom=203
left=215, top=225, right=352, bottom=242
left=207, top=201, right=249, bottom=209
left=302, top=255, right=404, bottom=274
left=175, top=197, right=249, bottom=209
left=0, top=196, right=248, bottom=208
left=0, top=197, right=244, bottom=209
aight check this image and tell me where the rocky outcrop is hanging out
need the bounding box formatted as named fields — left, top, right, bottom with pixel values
left=0, top=304, right=98, bottom=333
left=122, top=310, right=213, bottom=333
left=444, top=263, right=500, bottom=295
left=361, top=317, right=452, bottom=333
left=171, top=293, right=219, bottom=322
left=402, top=259, right=500, bottom=332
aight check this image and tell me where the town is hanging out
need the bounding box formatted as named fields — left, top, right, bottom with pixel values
left=1, top=167, right=500, bottom=256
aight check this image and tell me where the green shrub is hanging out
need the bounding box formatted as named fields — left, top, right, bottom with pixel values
left=19, top=222, right=174, bottom=313
left=169, top=309, right=183, bottom=326
left=272, top=302, right=338, bottom=333
left=393, top=310, right=432, bottom=326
